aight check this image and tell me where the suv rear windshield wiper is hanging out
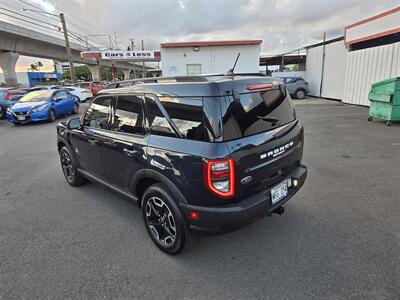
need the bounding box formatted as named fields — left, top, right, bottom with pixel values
left=257, top=116, right=280, bottom=125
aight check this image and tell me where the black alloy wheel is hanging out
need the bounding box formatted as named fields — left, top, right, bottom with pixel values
left=61, top=150, right=75, bottom=184
left=142, top=184, right=194, bottom=255
left=59, top=146, right=87, bottom=186
left=48, top=109, right=56, bottom=122
left=145, top=196, right=177, bottom=247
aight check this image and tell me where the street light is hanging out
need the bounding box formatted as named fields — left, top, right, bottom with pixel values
left=21, top=8, right=76, bottom=83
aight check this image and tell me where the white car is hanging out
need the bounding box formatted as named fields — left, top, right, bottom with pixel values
left=63, top=87, right=93, bottom=102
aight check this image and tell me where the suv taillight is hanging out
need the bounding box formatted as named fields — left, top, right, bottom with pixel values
left=204, top=159, right=235, bottom=198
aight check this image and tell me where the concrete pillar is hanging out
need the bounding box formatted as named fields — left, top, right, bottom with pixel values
left=87, top=65, right=99, bottom=81
left=0, top=52, right=19, bottom=87
left=122, top=69, right=131, bottom=80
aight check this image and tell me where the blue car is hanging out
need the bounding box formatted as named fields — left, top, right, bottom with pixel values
left=7, top=89, right=79, bottom=124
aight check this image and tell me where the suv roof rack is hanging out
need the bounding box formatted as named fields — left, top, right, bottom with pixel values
left=108, top=73, right=268, bottom=89
left=138, top=73, right=266, bottom=83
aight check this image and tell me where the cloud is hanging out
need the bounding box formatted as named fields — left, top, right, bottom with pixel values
left=58, top=0, right=397, bottom=54
left=30, top=0, right=56, bottom=13
left=2, top=0, right=398, bottom=73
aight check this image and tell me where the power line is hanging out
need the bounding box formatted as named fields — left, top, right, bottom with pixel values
left=63, top=12, right=108, bottom=35
left=0, top=7, right=60, bottom=28
left=0, top=12, right=61, bottom=33
left=17, top=0, right=117, bottom=50
left=14, top=0, right=115, bottom=51
left=68, top=30, right=100, bottom=50
left=22, top=8, right=61, bottom=23
left=65, top=20, right=109, bottom=46
left=18, top=0, right=56, bottom=16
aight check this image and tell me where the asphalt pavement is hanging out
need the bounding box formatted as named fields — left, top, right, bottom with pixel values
left=0, top=99, right=399, bottom=299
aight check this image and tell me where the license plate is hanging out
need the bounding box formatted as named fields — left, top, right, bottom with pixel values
left=271, top=180, right=289, bottom=205
left=17, top=116, right=25, bottom=121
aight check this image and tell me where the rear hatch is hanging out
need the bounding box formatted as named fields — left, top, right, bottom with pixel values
left=221, top=79, right=304, bottom=200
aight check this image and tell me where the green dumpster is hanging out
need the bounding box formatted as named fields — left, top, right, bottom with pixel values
left=368, top=77, right=400, bottom=126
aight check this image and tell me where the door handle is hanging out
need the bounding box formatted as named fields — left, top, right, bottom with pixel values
left=123, top=148, right=137, bottom=156
left=88, top=139, right=97, bottom=145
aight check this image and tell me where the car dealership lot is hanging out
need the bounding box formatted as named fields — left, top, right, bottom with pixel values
left=0, top=99, right=399, bottom=299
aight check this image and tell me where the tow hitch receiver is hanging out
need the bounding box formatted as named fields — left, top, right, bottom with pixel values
left=273, top=206, right=285, bottom=215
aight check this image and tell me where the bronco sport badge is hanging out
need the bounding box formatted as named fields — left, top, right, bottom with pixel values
left=260, top=141, right=294, bottom=159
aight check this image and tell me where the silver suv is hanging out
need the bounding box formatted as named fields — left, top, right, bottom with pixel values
left=277, top=76, right=309, bottom=99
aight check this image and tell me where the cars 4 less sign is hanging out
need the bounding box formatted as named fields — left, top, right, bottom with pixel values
left=101, top=50, right=155, bottom=60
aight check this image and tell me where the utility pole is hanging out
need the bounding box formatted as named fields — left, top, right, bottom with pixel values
left=60, top=13, right=76, bottom=83
left=319, top=32, right=326, bottom=97
left=141, top=40, right=145, bottom=78
left=131, top=38, right=136, bottom=79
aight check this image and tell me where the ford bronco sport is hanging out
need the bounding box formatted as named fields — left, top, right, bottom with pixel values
left=57, top=74, right=307, bottom=254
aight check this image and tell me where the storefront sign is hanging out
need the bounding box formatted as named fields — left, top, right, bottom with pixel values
left=101, top=50, right=155, bottom=60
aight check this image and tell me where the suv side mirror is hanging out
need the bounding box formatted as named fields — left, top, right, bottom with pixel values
left=67, top=117, right=81, bottom=130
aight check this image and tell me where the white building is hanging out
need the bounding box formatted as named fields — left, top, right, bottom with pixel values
left=305, top=6, right=400, bottom=106
left=160, top=40, right=262, bottom=76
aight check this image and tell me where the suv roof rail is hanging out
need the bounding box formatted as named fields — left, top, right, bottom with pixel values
left=205, top=73, right=267, bottom=77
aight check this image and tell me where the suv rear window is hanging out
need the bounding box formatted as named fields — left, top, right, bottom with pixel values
left=222, top=88, right=295, bottom=140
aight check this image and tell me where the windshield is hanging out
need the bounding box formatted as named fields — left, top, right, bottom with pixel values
left=19, top=91, right=53, bottom=102
left=222, top=88, right=296, bottom=140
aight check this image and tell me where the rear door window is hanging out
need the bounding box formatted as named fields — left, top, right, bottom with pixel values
left=158, top=96, right=207, bottom=141
left=222, top=88, right=295, bottom=140
left=144, top=94, right=176, bottom=137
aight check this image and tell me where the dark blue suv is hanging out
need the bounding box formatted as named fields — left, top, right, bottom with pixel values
left=57, top=74, right=307, bottom=254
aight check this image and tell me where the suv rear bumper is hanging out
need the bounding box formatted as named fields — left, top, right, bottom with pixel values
left=179, top=165, right=307, bottom=235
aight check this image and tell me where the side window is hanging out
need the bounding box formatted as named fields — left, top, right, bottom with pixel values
left=158, top=96, right=207, bottom=141
left=119, top=81, right=133, bottom=87
left=144, top=94, right=176, bottom=137
left=56, top=90, right=68, bottom=99
left=112, top=95, right=146, bottom=135
left=186, top=64, right=202, bottom=75
left=83, top=96, right=111, bottom=129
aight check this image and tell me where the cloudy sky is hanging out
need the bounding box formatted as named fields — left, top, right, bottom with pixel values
left=0, top=0, right=398, bottom=72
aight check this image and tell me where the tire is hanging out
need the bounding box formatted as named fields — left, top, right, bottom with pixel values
left=59, top=146, right=87, bottom=186
left=48, top=109, right=56, bottom=122
left=295, top=89, right=306, bottom=100
left=142, top=184, right=194, bottom=255
left=367, top=116, right=373, bottom=122
left=386, top=121, right=392, bottom=126
left=73, top=103, right=79, bottom=114
left=0, top=106, right=6, bottom=119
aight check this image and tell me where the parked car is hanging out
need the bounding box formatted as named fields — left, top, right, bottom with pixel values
left=74, top=81, right=103, bottom=96
left=277, top=76, right=309, bottom=99
left=7, top=89, right=79, bottom=124
left=63, top=86, right=93, bottom=102
left=0, top=88, right=26, bottom=119
left=57, top=74, right=307, bottom=254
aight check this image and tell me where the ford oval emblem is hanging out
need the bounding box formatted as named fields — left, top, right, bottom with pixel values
left=240, top=176, right=253, bottom=185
